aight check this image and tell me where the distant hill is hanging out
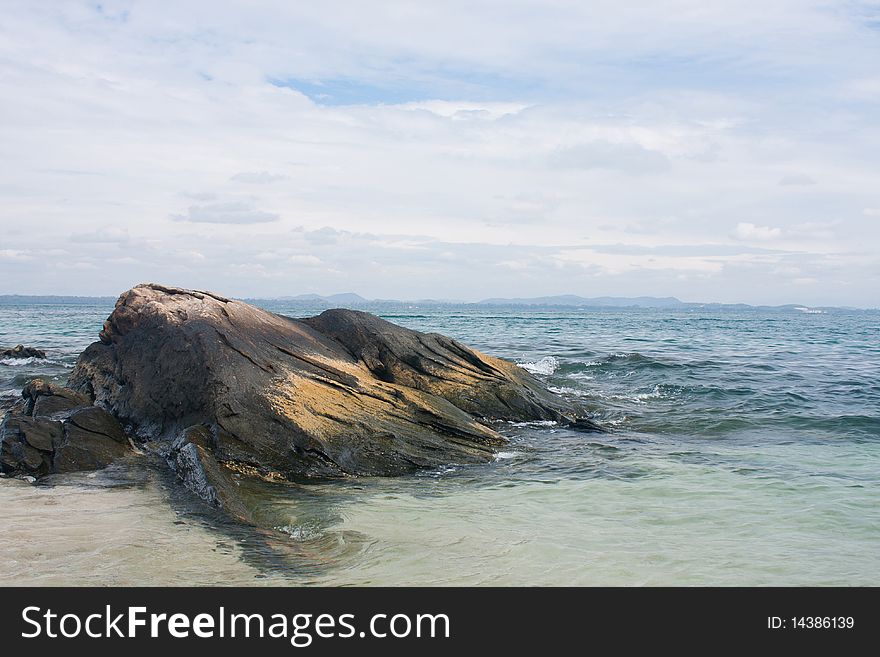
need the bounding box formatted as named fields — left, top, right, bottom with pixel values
left=274, top=292, right=368, bottom=304
left=0, top=295, right=114, bottom=305
left=478, top=295, right=685, bottom=308
left=2, top=293, right=870, bottom=312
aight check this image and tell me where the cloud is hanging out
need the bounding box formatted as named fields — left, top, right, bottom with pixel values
left=230, top=171, right=289, bottom=184
left=731, top=223, right=783, bottom=241
left=0, top=249, right=34, bottom=261
left=288, top=254, right=324, bottom=266
left=300, top=227, right=346, bottom=245
left=778, top=174, right=817, bottom=186
left=181, top=192, right=219, bottom=202
left=0, top=2, right=878, bottom=306
left=70, top=226, right=131, bottom=243
left=171, top=202, right=280, bottom=224
left=485, top=193, right=559, bottom=225
left=549, top=140, right=670, bottom=174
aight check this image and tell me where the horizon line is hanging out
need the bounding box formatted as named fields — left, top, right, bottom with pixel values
left=0, top=291, right=875, bottom=311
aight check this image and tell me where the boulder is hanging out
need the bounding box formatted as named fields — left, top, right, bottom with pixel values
left=69, top=283, right=600, bottom=480
left=23, top=379, right=91, bottom=416
left=0, top=379, right=131, bottom=477
left=1, top=345, right=47, bottom=359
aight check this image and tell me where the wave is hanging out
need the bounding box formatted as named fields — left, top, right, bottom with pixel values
left=505, top=420, right=559, bottom=428
left=517, top=356, right=559, bottom=375
left=548, top=385, right=584, bottom=396
left=555, top=353, right=685, bottom=376
left=0, top=356, right=62, bottom=367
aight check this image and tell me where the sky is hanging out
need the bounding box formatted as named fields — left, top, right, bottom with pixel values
left=1, top=1, right=879, bottom=306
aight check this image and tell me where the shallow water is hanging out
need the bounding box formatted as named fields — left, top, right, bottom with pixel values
left=1, top=302, right=879, bottom=585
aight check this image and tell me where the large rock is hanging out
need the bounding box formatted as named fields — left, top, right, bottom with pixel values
left=69, top=283, right=598, bottom=481
left=0, top=380, right=131, bottom=477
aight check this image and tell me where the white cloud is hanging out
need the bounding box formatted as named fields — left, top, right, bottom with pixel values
left=171, top=202, right=280, bottom=224
left=731, top=223, right=783, bottom=241
left=288, top=254, right=324, bottom=266
left=778, top=174, right=817, bottom=186
left=230, top=171, right=289, bottom=184
left=550, top=141, right=670, bottom=174
left=0, top=1, right=878, bottom=306
left=70, top=226, right=131, bottom=243
left=0, top=249, right=34, bottom=261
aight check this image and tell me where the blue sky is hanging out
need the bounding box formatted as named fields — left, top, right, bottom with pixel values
left=1, top=0, right=879, bottom=306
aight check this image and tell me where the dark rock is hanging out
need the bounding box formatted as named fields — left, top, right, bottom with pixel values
left=24, top=380, right=91, bottom=417
left=69, top=283, right=600, bottom=480
left=567, top=417, right=605, bottom=433
left=0, top=413, right=56, bottom=475
left=18, top=415, right=63, bottom=452
left=303, top=309, right=575, bottom=421
left=0, top=378, right=132, bottom=477
left=53, top=421, right=130, bottom=473
left=1, top=345, right=47, bottom=359
left=65, top=406, right=127, bottom=444
left=167, top=425, right=253, bottom=522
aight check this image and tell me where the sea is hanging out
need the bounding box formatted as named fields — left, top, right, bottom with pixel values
left=1, top=300, right=878, bottom=585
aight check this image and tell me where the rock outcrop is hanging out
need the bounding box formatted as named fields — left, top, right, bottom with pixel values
left=0, top=379, right=132, bottom=476
left=1, top=345, right=47, bottom=359
left=68, top=283, right=597, bottom=483
left=1, top=283, right=601, bottom=521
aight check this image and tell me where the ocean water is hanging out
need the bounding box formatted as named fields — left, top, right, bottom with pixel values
left=1, top=301, right=878, bottom=586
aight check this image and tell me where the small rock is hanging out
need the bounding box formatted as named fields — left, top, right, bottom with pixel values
left=1, top=345, right=47, bottom=359
left=0, top=380, right=132, bottom=478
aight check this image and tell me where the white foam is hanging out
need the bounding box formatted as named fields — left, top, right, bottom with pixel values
left=276, top=524, right=321, bottom=541
left=0, top=357, right=60, bottom=367
left=548, top=385, right=587, bottom=397
left=493, top=450, right=520, bottom=460
left=632, top=385, right=663, bottom=401
left=507, top=419, right=558, bottom=428
left=518, top=356, right=559, bottom=375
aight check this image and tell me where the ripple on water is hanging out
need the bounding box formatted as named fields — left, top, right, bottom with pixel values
left=1, top=303, right=878, bottom=585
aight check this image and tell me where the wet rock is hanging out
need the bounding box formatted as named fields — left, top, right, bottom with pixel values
left=0, top=413, right=60, bottom=475
left=167, top=425, right=253, bottom=522
left=69, top=283, right=600, bottom=480
left=0, top=378, right=132, bottom=478
left=64, top=406, right=128, bottom=444
left=53, top=422, right=130, bottom=473
left=24, top=379, right=91, bottom=417
left=1, top=345, right=47, bottom=359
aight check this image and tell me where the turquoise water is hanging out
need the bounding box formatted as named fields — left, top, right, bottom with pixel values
left=1, top=302, right=879, bottom=585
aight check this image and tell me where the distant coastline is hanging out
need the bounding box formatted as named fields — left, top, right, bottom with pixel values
left=0, top=293, right=874, bottom=312
left=0, top=295, right=117, bottom=305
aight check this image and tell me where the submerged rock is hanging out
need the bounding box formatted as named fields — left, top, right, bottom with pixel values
left=1, top=345, right=47, bottom=359
left=0, top=379, right=132, bottom=477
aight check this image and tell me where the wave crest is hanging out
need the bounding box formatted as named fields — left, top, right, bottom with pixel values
left=518, top=356, right=559, bottom=375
